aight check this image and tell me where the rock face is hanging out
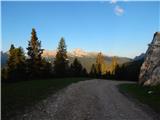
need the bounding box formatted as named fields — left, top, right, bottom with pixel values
left=139, top=32, right=160, bottom=86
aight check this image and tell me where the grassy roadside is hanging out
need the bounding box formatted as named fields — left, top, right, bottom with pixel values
left=118, top=83, right=160, bottom=114
left=2, top=77, right=90, bottom=120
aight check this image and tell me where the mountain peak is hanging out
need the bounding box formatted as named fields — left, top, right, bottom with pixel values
left=42, top=48, right=98, bottom=58
left=42, top=50, right=57, bottom=57
left=71, top=48, right=88, bottom=57
left=42, top=48, right=109, bottom=58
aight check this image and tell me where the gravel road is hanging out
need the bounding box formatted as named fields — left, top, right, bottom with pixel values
left=17, top=79, right=159, bottom=120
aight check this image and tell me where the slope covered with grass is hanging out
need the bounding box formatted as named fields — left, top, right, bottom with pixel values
left=2, top=77, right=89, bottom=120
left=119, top=83, right=160, bottom=113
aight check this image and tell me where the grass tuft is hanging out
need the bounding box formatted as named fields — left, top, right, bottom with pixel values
left=118, top=83, right=160, bottom=113
left=2, top=77, right=89, bottom=120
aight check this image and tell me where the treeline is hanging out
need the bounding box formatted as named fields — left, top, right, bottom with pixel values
left=114, top=59, right=144, bottom=81
left=2, top=28, right=87, bottom=82
left=89, top=52, right=144, bottom=81
left=89, top=52, right=118, bottom=78
left=2, top=28, right=143, bottom=82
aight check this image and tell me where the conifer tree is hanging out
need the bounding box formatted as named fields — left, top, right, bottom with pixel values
left=82, top=68, right=88, bottom=77
left=7, top=45, right=26, bottom=80
left=7, top=44, right=16, bottom=72
left=6, top=44, right=16, bottom=80
left=54, top=37, right=69, bottom=77
left=90, top=64, right=96, bottom=77
left=26, top=28, right=44, bottom=78
left=70, top=58, right=83, bottom=77
left=1, top=68, right=8, bottom=81
left=40, top=58, right=52, bottom=78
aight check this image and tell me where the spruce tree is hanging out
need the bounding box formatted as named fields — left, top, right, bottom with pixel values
left=7, top=44, right=16, bottom=72
left=90, top=64, right=96, bottom=77
left=82, top=68, right=87, bottom=77
left=54, top=37, right=69, bottom=77
left=26, top=28, right=43, bottom=78
left=40, top=58, right=52, bottom=78
left=7, top=45, right=26, bottom=80
left=70, top=58, right=83, bottom=77
left=14, top=47, right=26, bottom=79
left=6, top=44, right=16, bottom=80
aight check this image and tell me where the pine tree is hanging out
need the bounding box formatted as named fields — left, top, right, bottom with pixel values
left=40, top=58, right=52, bottom=78
left=3, top=44, right=15, bottom=80
left=82, top=68, right=88, bottom=77
left=54, top=37, right=69, bottom=77
left=14, top=47, right=26, bottom=79
left=70, top=58, right=83, bottom=77
left=1, top=68, right=8, bottom=81
left=9, top=44, right=15, bottom=53
left=7, top=45, right=26, bottom=80
left=7, top=44, right=16, bottom=73
left=90, top=64, right=96, bottom=77
left=26, top=28, right=43, bottom=78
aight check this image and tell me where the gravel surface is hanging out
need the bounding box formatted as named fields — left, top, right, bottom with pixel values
left=15, top=79, right=159, bottom=120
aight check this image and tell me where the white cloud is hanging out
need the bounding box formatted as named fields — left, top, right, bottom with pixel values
left=123, top=0, right=129, bottom=2
left=110, top=0, right=117, bottom=4
left=110, top=0, right=128, bottom=4
left=114, top=5, right=124, bottom=16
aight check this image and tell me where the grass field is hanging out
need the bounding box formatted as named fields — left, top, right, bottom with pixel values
left=2, top=77, right=90, bottom=120
left=118, top=83, right=160, bottom=114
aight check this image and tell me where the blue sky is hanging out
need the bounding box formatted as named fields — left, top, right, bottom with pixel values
left=2, top=1, right=159, bottom=58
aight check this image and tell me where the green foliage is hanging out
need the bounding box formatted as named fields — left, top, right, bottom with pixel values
left=70, top=58, right=88, bottom=77
left=27, top=28, right=43, bottom=60
left=2, top=28, right=135, bottom=81
left=119, top=83, right=160, bottom=113
left=40, top=59, right=52, bottom=78
left=90, top=64, right=97, bottom=77
left=26, top=28, right=44, bottom=78
left=2, top=77, right=90, bottom=120
left=54, top=37, right=69, bottom=77
left=82, top=68, right=88, bottom=77
left=66, top=56, right=131, bottom=73
left=1, top=68, right=8, bottom=80
left=115, top=59, right=144, bottom=81
left=3, top=44, right=26, bottom=81
left=58, top=37, right=67, bottom=55
left=70, top=58, right=82, bottom=76
left=89, top=55, right=143, bottom=81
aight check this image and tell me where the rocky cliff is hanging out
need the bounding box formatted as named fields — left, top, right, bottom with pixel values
left=139, top=32, right=160, bottom=86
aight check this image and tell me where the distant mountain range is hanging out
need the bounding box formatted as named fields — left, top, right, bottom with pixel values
left=42, top=48, right=132, bottom=72
left=1, top=49, right=132, bottom=72
left=1, top=51, right=8, bottom=68
left=42, top=48, right=99, bottom=58
left=133, top=53, right=145, bottom=61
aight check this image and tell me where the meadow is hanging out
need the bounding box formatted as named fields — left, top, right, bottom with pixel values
left=118, top=83, right=160, bottom=114
left=2, top=77, right=90, bottom=120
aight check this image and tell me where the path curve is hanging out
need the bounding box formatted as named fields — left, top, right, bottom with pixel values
left=17, top=79, right=159, bottom=120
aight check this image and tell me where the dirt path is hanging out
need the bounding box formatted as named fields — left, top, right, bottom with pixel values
left=17, top=79, right=159, bottom=120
